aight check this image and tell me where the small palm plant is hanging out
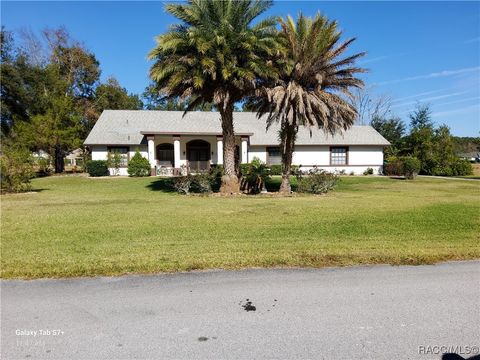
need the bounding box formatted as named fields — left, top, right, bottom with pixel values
left=148, top=0, right=279, bottom=193
left=249, top=13, right=366, bottom=193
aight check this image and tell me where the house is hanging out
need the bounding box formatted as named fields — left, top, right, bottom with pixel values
left=65, top=148, right=84, bottom=167
left=458, top=152, right=480, bottom=163
left=84, top=110, right=390, bottom=176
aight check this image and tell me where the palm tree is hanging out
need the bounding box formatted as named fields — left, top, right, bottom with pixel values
left=249, top=13, right=366, bottom=193
left=148, top=0, right=279, bottom=193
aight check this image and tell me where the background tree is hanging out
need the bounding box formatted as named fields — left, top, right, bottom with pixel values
left=16, top=65, right=82, bottom=173
left=1, top=28, right=51, bottom=136
left=370, top=115, right=405, bottom=156
left=403, top=103, right=435, bottom=173
left=81, top=77, right=144, bottom=137
left=350, top=87, right=392, bottom=125
left=452, top=136, right=480, bottom=155
left=1, top=26, right=143, bottom=173
left=148, top=0, right=279, bottom=193
left=248, top=13, right=366, bottom=192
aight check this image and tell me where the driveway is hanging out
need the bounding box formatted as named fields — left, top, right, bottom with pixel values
left=1, top=261, right=479, bottom=359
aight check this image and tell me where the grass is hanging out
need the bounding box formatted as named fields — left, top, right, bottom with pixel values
left=1, top=175, right=479, bottom=279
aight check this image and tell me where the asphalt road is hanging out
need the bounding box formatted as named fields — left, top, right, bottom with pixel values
left=1, top=261, right=479, bottom=360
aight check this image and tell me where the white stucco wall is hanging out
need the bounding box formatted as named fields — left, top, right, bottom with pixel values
left=248, top=145, right=385, bottom=175
left=348, top=145, right=384, bottom=165
left=90, top=145, right=148, bottom=176
left=248, top=146, right=268, bottom=163
left=91, top=143, right=385, bottom=176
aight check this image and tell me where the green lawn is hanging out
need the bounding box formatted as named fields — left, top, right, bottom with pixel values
left=1, top=175, right=479, bottom=279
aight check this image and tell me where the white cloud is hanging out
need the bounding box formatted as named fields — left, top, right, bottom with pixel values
left=376, top=66, right=480, bottom=86
left=433, top=104, right=480, bottom=118
left=434, top=96, right=480, bottom=108
left=391, top=91, right=469, bottom=108
left=464, top=37, right=480, bottom=44
left=392, top=89, right=446, bottom=103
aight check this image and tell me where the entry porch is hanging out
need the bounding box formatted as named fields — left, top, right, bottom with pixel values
left=143, top=133, right=250, bottom=176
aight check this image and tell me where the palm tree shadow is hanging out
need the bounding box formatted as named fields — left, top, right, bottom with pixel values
left=146, top=178, right=176, bottom=192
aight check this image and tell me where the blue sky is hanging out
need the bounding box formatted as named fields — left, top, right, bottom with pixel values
left=2, top=1, right=479, bottom=136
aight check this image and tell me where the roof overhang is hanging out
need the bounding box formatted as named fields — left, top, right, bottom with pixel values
left=140, top=131, right=254, bottom=136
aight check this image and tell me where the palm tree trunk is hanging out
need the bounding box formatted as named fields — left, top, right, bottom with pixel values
left=219, top=101, right=240, bottom=193
left=279, top=123, right=296, bottom=193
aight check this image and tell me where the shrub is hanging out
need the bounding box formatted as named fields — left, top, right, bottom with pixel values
left=384, top=157, right=403, bottom=176
left=209, top=165, right=224, bottom=191
left=296, top=168, right=338, bottom=194
left=190, top=172, right=212, bottom=193
left=363, top=167, right=374, bottom=175
left=268, top=164, right=300, bottom=176
left=127, top=151, right=151, bottom=177
left=0, top=147, right=34, bottom=192
left=269, top=164, right=282, bottom=175
left=86, top=160, right=109, bottom=177
left=173, top=175, right=193, bottom=194
left=239, top=163, right=249, bottom=176
left=450, top=159, right=473, bottom=176
left=173, top=173, right=213, bottom=194
left=36, top=156, right=52, bottom=177
left=240, top=157, right=270, bottom=194
left=400, top=156, right=421, bottom=179
left=291, top=165, right=301, bottom=176
left=107, top=151, right=123, bottom=176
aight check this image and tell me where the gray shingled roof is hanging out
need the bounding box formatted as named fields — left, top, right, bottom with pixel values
left=84, top=110, right=390, bottom=146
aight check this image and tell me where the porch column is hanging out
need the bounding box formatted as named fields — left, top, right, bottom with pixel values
left=216, top=136, right=223, bottom=165
left=147, top=135, right=155, bottom=175
left=173, top=136, right=181, bottom=169
left=241, top=136, right=248, bottom=164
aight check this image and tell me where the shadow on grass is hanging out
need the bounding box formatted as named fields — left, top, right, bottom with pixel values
left=389, top=176, right=407, bottom=181
left=1, top=188, right=48, bottom=195
left=265, top=177, right=298, bottom=192
left=146, top=178, right=176, bottom=192
left=30, top=188, right=49, bottom=192
left=146, top=176, right=297, bottom=194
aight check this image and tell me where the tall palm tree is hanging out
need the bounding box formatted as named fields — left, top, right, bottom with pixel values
left=249, top=13, right=366, bottom=193
left=148, top=0, right=279, bottom=193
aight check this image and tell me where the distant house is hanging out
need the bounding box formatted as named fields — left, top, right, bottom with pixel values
left=65, top=148, right=84, bottom=167
left=84, top=110, right=390, bottom=176
left=458, top=152, right=480, bottom=163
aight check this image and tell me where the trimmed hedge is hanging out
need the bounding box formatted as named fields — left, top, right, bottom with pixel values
left=296, top=168, right=338, bottom=194
left=127, top=151, right=151, bottom=177
left=86, top=160, right=109, bottom=177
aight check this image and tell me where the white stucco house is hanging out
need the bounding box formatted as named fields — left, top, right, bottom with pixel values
left=84, top=110, right=390, bottom=176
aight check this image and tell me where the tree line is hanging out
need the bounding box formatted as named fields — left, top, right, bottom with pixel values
left=369, top=103, right=476, bottom=176
left=0, top=25, right=219, bottom=175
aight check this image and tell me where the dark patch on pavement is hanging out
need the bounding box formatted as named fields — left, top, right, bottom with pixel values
left=241, top=299, right=256, bottom=312
left=198, top=337, right=208, bottom=342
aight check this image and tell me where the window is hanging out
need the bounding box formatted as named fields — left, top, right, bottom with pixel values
left=330, top=147, right=348, bottom=165
left=107, top=146, right=129, bottom=167
left=267, top=147, right=282, bottom=165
